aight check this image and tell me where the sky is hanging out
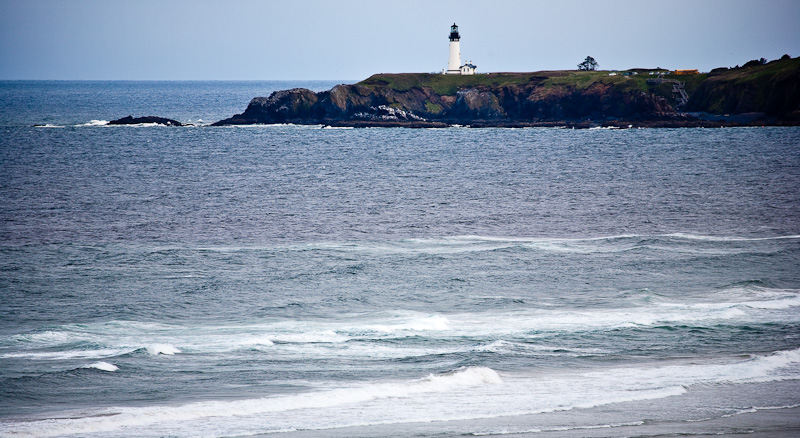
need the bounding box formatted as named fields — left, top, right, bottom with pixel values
left=1, top=0, right=799, bottom=81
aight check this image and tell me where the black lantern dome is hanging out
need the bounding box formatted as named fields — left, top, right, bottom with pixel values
left=449, top=23, right=460, bottom=41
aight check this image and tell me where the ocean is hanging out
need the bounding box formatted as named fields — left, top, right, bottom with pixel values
left=1, top=80, right=799, bottom=437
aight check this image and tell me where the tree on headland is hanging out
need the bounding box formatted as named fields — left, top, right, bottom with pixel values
left=578, top=56, right=598, bottom=71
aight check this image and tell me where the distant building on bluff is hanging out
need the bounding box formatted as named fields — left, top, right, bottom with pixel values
left=443, top=23, right=477, bottom=75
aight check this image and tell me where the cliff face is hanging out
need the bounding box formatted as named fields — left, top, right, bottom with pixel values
left=213, top=72, right=679, bottom=126
left=685, top=58, right=800, bottom=119
left=213, top=58, right=800, bottom=126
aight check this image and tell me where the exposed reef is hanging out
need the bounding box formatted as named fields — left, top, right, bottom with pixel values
left=109, top=115, right=184, bottom=126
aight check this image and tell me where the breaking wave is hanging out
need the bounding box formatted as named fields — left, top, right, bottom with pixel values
left=0, top=367, right=501, bottom=437
left=6, top=349, right=798, bottom=437
left=82, top=361, right=118, bottom=372
left=145, top=344, right=180, bottom=355
left=77, top=120, right=109, bottom=126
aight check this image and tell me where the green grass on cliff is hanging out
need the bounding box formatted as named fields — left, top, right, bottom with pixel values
left=358, top=70, right=709, bottom=98
left=359, top=73, right=534, bottom=95
left=689, top=57, right=800, bottom=114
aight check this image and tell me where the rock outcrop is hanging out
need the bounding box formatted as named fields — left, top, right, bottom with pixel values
left=213, top=71, right=685, bottom=127
left=109, top=115, right=183, bottom=126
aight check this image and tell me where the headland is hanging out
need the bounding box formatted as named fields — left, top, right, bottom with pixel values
left=101, top=57, right=800, bottom=129
left=208, top=57, right=800, bottom=128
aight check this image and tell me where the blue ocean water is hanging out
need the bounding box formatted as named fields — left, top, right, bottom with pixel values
left=1, top=81, right=800, bottom=437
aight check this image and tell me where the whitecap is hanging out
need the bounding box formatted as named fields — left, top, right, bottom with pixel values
left=472, top=340, right=511, bottom=352
left=77, top=120, right=109, bottom=126
left=418, top=366, right=502, bottom=388
left=234, top=335, right=275, bottom=347
left=83, top=361, right=118, bottom=372
left=146, top=344, right=180, bottom=355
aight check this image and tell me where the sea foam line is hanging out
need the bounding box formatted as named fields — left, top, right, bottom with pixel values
left=5, top=298, right=797, bottom=363
left=0, top=367, right=501, bottom=437
left=469, top=421, right=646, bottom=436
left=4, top=351, right=798, bottom=437
left=664, top=232, right=800, bottom=242
left=78, top=231, right=797, bottom=261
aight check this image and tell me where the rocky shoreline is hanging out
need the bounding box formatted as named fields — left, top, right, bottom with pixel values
left=104, top=57, right=800, bottom=128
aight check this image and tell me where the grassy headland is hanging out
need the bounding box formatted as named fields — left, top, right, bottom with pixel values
left=214, top=57, right=799, bottom=127
left=359, top=69, right=709, bottom=103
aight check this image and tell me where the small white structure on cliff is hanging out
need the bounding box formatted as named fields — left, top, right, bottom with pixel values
left=443, top=23, right=477, bottom=75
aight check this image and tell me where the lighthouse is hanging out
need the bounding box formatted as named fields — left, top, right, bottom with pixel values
left=443, top=23, right=476, bottom=75
left=446, top=23, right=461, bottom=74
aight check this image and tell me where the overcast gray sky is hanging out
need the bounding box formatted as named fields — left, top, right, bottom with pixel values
left=1, top=0, right=798, bottom=80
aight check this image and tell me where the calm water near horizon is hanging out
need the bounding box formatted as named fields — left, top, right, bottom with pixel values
left=1, top=81, right=799, bottom=437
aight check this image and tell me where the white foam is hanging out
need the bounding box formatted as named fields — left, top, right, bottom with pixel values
left=268, top=330, right=348, bottom=344
left=77, top=120, right=109, bottom=126
left=83, top=361, right=118, bottom=372
left=4, top=295, right=795, bottom=367
left=146, top=344, right=180, bottom=355
left=1, top=348, right=129, bottom=360
left=5, top=349, right=799, bottom=438
left=665, top=232, right=800, bottom=242
left=748, top=403, right=800, bottom=411
left=234, top=334, right=275, bottom=347
left=233, top=123, right=323, bottom=129
left=470, top=421, right=646, bottom=436
left=368, top=314, right=450, bottom=333
left=741, top=295, right=800, bottom=309
left=130, top=232, right=795, bottom=262
left=582, top=348, right=800, bottom=388
left=0, top=367, right=501, bottom=437
left=33, top=123, right=64, bottom=128
left=420, top=366, right=502, bottom=388
left=472, top=340, right=512, bottom=352
left=684, top=286, right=800, bottom=312
left=445, top=234, right=639, bottom=243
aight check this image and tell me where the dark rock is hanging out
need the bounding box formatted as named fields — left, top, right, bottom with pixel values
left=109, top=115, right=183, bottom=126
left=329, top=120, right=449, bottom=128
left=212, top=88, right=320, bottom=125
left=685, top=57, right=800, bottom=117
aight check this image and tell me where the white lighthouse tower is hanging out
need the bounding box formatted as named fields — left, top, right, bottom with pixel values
left=443, top=23, right=476, bottom=75
left=445, top=23, right=461, bottom=75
